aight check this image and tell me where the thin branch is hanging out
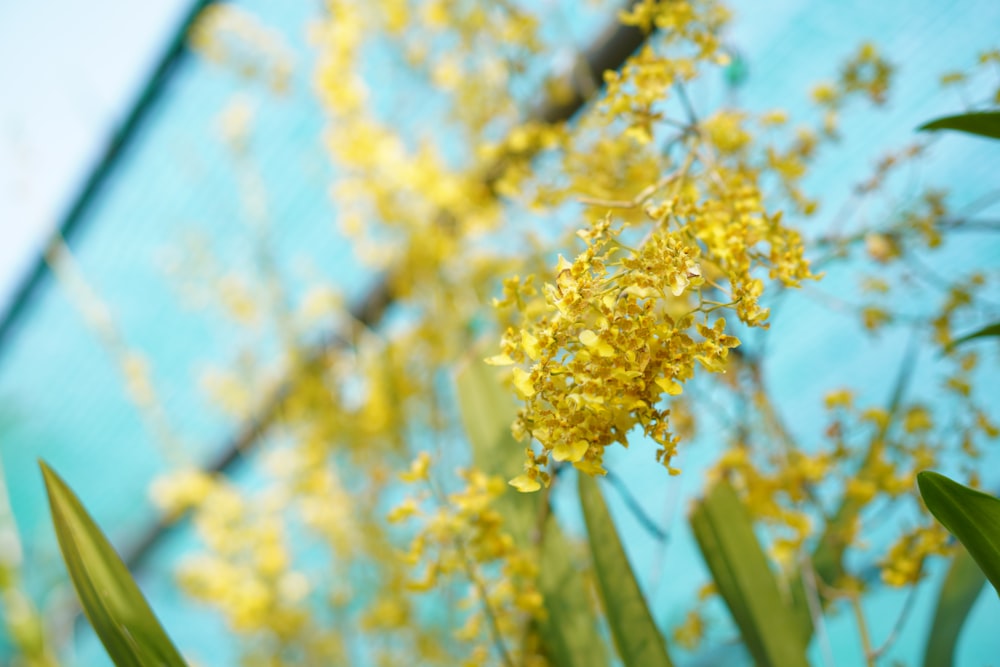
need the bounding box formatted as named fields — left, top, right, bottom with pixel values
left=848, top=590, right=877, bottom=667
left=937, top=217, right=1000, bottom=232
left=603, top=469, right=669, bottom=543
left=455, top=539, right=518, bottom=667
left=798, top=549, right=835, bottom=667
left=674, top=81, right=700, bottom=126
left=424, top=473, right=517, bottom=667
left=955, top=188, right=1000, bottom=217
left=870, top=575, right=921, bottom=661
left=798, top=283, right=927, bottom=324
left=902, top=250, right=1000, bottom=310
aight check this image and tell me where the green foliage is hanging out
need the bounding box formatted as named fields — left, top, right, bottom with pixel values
left=40, top=461, right=187, bottom=667
left=578, top=474, right=673, bottom=667
left=918, top=471, right=1000, bottom=596
left=918, top=110, right=1000, bottom=140
left=690, top=479, right=810, bottom=667
left=922, top=548, right=987, bottom=667
left=946, top=321, right=1000, bottom=351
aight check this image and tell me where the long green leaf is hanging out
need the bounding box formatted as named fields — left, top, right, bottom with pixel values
left=455, top=359, right=608, bottom=667
left=40, top=461, right=187, bottom=667
left=922, top=547, right=986, bottom=667
left=946, top=321, right=1000, bottom=351
left=918, top=471, right=1000, bottom=596
left=918, top=110, right=1000, bottom=140
left=690, top=480, right=810, bottom=667
left=578, top=474, right=673, bottom=667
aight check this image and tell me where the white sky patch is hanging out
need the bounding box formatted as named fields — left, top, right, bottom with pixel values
left=0, top=0, right=190, bottom=317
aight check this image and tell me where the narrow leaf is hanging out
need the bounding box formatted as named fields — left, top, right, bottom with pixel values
left=918, top=471, right=1000, bottom=596
left=922, top=547, right=986, bottom=667
left=40, top=461, right=187, bottom=667
left=455, top=359, right=608, bottom=667
left=918, top=110, right=1000, bottom=140
left=946, top=321, right=1000, bottom=351
left=455, top=355, right=538, bottom=542
left=578, top=474, right=673, bottom=667
left=690, top=480, right=810, bottom=667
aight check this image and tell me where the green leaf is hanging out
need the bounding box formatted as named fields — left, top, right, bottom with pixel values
left=690, top=480, right=810, bottom=667
left=922, top=547, right=987, bottom=667
left=455, top=355, right=537, bottom=542
left=455, top=358, right=608, bottom=667
left=918, top=110, right=1000, bottom=140
left=918, top=471, right=1000, bottom=596
left=946, top=321, right=1000, bottom=351
left=40, top=461, right=187, bottom=667
left=578, top=474, right=673, bottom=667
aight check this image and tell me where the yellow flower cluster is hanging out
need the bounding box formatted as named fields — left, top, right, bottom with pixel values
left=810, top=42, right=894, bottom=137
left=165, top=480, right=312, bottom=639
left=672, top=609, right=707, bottom=651
left=704, top=378, right=979, bottom=595
left=149, top=445, right=369, bottom=664
left=477, top=0, right=847, bottom=493
left=492, top=218, right=744, bottom=489
left=391, top=454, right=545, bottom=664
left=617, top=0, right=729, bottom=58
left=879, top=524, right=950, bottom=587
left=604, top=0, right=730, bottom=144
left=313, top=0, right=548, bottom=296
left=496, top=155, right=813, bottom=490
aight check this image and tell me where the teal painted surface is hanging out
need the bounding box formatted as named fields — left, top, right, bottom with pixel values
left=0, top=0, right=998, bottom=665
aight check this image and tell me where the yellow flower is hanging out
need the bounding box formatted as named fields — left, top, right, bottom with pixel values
left=579, top=330, right=615, bottom=357
left=387, top=498, right=420, bottom=523
left=484, top=353, right=515, bottom=366
left=552, top=440, right=589, bottom=463
left=673, top=610, right=706, bottom=650
left=509, top=474, right=541, bottom=493
left=511, top=367, right=536, bottom=398
left=902, top=406, right=933, bottom=433
left=399, top=452, right=431, bottom=483
left=701, top=110, right=751, bottom=153
left=811, top=82, right=838, bottom=105
left=824, top=389, right=853, bottom=409
left=656, top=377, right=684, bottom=395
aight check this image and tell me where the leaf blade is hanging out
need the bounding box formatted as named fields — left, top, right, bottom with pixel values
left=946, top=321, right=1000, bottom=351
left=40, top=461, right=187, bottom=667
left=917, top=470, right=1000, bottom=596
left=918, top=110, right=1000, bottom=140
left=922, top=547, right=986, bottom=667
left=689, top=480, right=810, bottom=667
left=578, top=474, right=673, bottom=667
